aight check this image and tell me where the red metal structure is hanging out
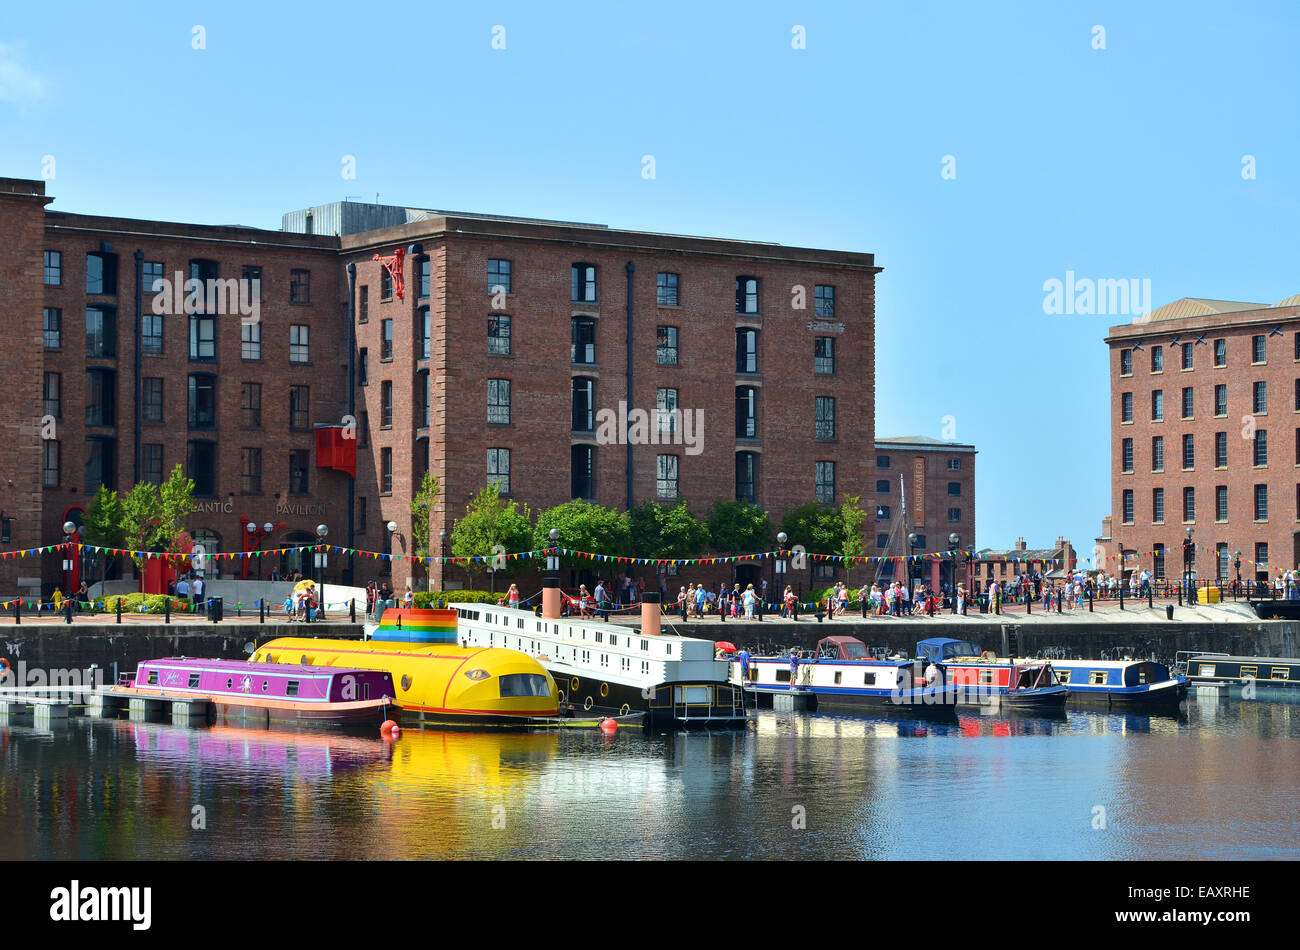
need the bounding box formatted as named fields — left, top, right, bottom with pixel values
left=372, top=247, right=406, bottom=300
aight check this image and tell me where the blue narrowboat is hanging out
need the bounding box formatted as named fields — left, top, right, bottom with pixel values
left=1049, top=659, right=1187, bottom=708
left=1180, top=653, right=1299, bottom=692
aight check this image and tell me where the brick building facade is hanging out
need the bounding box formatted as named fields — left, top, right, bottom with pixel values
left=1107, top=296, right=1300, bottom=584
left=0, top=180, right=882, bottom=596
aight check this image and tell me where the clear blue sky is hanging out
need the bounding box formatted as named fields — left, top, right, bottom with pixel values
left=3, top=1, right=1298, bottom=560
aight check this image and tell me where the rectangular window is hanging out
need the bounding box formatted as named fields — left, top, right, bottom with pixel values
left=380, top=381, right=393, bottom=427
left=1183, top=487, right=1195, bottom=522
left=876, top=533, right=890, bottom=548
left=241, top=447, right=263, bottom=493
left=43, top=372, right=60, bottom=418
left=143, top=260, right=165, bottom=296
left=1254, top=429, right=1268, bottom=466
left=1151, top=345, right=1163, bottom=372
left=289, top=450, right=310, bottom=495
left=1152, top=487, right=1164, bottom=523
left=381, top=319, right=393, bottom=360
left=814, top=336, right=835, bottom=374
left=380, top=448, right=392, bottom=493
left=143, top=444, right=163, bottom=485
left=358, top=348, right=368, bottom=384
left=380, top=268, right=393, bottom=301
left=571, top=317, right=596, bottom=364
left=1255, top=484, right=1268, bottom=521
left=242, top=266, right=262, bottom=300
left=1152, top=435, right=1164, bottom=472
left=1120, top=348, right=1132, bottom=375
left=1122, top=437, right=1133, bottom=472
left=1122, top=489, right=1134, bottom=523
left=241, top=321, right=261, bottom=360
left=43, top=250, right=61, bottom=286
left=142, top=377, right=163, bottom=423
left=417, top=259, right=430, bottom=299
left=1214, top=338, right=1226, bottom=366
left=814, top=285, right=835, bottom=317
left=1182, top=433, right=1195, bottom=470
left=86, top=252, right=118, bottom=296
left=290, top=269, right=310, bottom=304
left=947, top=458, right=961, bottom=471
left=656, top=272, right=679, bottom=307
left=1253, top=335, right=1266, bottom=363
left=948, top=482, right=961, bottom=496
left=85, top=370, right=115, bottom=427
left=1253, top=380, right=1267, bottom=413
left=1215, top=431, right=1227, bottom=467
left=290, top=325, right=310, bottom=363
left=656, top=454, right=679, bottom=499
left=359, top=286, right=369, bottom=323
left=947, top=507, right=960, bottom=522
left=489, top=315, right=511, bottom=355
left=1122, top=392, right=1133, bottom=423
left=572, top=263, right=597, bottom=302
left=735, top=451, right=756, bottom=504
left=735, top=328, right=758, bottom=373
left=416, top=372, right=430, bottom=428
left=876, top=480, right=890, bottom=492
left=1181, top=342, right=1193, bottom=370
left=1151, top=390, right=1163, bottom=421
left=487, top=448, right=511, bottom=494
left=815, top=461, right=836, bottom=503
left=187, top=440, right=215, bottom=497
left=488, top=379, right=511, bottom=424
left=43, top=308, right=61, bottom=349
left=141, top=312, right=163, bottom=354
left=188, top=374, right=215, bottom=429
left=877, top=506, right=891, bottom=521
left=43, top=440, right=60, bottom=487
left=656, top=325, right=678, bottom=365
left=420, top=308, right=430, bottom=359
left=877, top=455, right=891, bottom=468
left=1256, top=543, right=1268, bottom=570
left=572, top=445, right=595, bottom=499
left=1182, top=386, right=1194, bottom=419
left=86, top=307, right=117, bottom=358
left=1215, top=383, right=1227, bottom=416
left=242, top=382, right=261, bottom=428
left=289, top=386, right=310, bottom=431
left=189, top=314, right=215, bottom=361
left=656, top=388, right=678, bottom=439
left=488, top=259, right=512, bottom=295
left=736, top=387, right=757, bottom=438
left=815, top=396, right=836, bottom=440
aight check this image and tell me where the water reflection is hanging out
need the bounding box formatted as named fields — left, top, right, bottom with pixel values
left=1, top=698, right=1297, bottom=860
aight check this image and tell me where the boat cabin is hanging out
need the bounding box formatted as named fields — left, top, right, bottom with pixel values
left=1009, top=663, right=1060, bottom=692
left=814, top=636, right=872, bottom=660
left=916, top=638, right=984, bottom=663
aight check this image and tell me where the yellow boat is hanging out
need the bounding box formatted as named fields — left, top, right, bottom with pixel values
left=250, top=638, right=559, bottom=725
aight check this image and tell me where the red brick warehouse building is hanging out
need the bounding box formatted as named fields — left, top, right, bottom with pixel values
left=0, top=177, right=881, bottom=596
left=1106, top=295, right=1300, bottom=585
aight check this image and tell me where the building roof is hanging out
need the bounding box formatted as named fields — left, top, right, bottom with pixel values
left=1132, top=297, right=1267, bottom=323
left=875, top=436, right=976, bottom=452
left=974, top=547, right=1061, bottom=561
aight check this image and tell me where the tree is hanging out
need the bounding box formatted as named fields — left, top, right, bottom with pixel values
left=780, top=503, right=842, bottom=554
left=630, top=499, right=709, bottom=559
left=706, top=500, right=773, bottom=554
left=534, top=500, right=631, bottom=558
left=839, top=495, right=868, bottom=560
left=409, top=471, right=441, bottom=588
left=451, top=483, right=532, bottom=590
left=83, top=485, right=125, bottom=549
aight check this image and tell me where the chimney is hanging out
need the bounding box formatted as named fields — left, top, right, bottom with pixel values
left=641, top=592, right=662, bottom=636
left=542, top=577, right=561, bottom=620
left=1016, top=537, right=1026, bottom=551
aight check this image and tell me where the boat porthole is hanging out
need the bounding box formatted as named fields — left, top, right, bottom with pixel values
left=599, top=683, right=609, bottom=698
left=226, top=678, right=232, bottom=689
left=584, top=696, right=593, bottom=711
left=262, top=681, right=269, bottom=692
left=401, top=675, right=411, bottom=691
left=570, top=676, right=580, bottom=692
left=557, top=689, right=566, bottom=702
left=619, top=703, right=630, bottom=716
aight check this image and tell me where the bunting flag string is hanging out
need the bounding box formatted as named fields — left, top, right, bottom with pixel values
left=0, top=540, right=1287, bottom=574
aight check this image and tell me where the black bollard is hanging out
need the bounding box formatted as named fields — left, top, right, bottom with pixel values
left=1088, top=588, right=1093, bottom=612
left=793, top=599, right=799, bottom=622
left=1056, top=592, right=1062, bottom=614
left=350, top=598, right=356, bottom=623
left=1120, top=586, right=1125, bottom=610
left=164, top=597, right=171, bottom=624
left=1027, top=593, right=1031, bottom=615
left=756, top=597, right=763, bottom=621
left=14, top=597, right=20, bottom=625
left=1148, top=585, right=1153, bottom=609
left=1177, top=583, right=1182, bottom=606
left=260, top=599, right=266, bottom=624
left=64, top=599, right=73, bottom=624
left=116, top=597, right=122, bottom=624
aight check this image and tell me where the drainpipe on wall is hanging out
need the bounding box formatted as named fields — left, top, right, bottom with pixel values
left=346, top=261, right=357, bottom=587
left=133, top=250, right=143, bottom=485
left=625, top=261, right=635, bottom=511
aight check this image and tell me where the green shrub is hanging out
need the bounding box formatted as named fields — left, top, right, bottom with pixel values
left=412, top=590, right=501, bottom=608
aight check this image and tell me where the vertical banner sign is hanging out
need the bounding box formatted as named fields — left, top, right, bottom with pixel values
left=912, top=458, right=925, bottom=527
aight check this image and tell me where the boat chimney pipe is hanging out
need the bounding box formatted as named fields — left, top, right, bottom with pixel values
left=641, top=592, right=662, bottom=636
left=542, top=577, right=561, bottom=620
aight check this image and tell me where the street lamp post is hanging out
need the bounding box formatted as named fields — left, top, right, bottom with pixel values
left=949, top=533, right=961, bottom=614
left=62, top=520, right=77, bottom=614
left=908, top=533, right=919, bottom=612
left=546, top=528, right=561, bottom=615
left=314, top=524, right=328, bottom=621
left=1183, top=527, right=1194, bottom=602
left=775, top=531, right=789, bottom=618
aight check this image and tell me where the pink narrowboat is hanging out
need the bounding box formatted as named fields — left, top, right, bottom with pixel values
left=114, top=658, right=398, bottom=726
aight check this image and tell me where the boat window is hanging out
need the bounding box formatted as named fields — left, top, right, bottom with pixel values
left=666, top=645, right=672, bottom=656
left=978, top=670, right=995, bottom=685
left=1198, top=664, right=1216, bottom=677
left=1056, top=670, right=1071, bottom=684
left=842, top=642, right=868, bottom=658
left=286, top=681, right=300, bottom=697
left=833, top=671, right=842, bottom=685
left=364, top=684, right=370, bottom=699
left=1137, top=668, right=1149, bottom=684
left=499, top=673, right=551, bottom=697
left=610, top=635, right=618, bottom=647
left=401, top=675, right=411, bottom=691
left=863, top=672, right=876, bottom=686
left=776, top=669, right=791, bottom=683
left=147, top=671, right=158, bottom=685
left=1272, top=667, right=1290, bottom=680
left=641, top=640, right=649, bottom=651
left=1089, top=671, right=1107, bottom=685
left=262, top=680, right=269, bottom=692
left=518, top=618, right=524, bottom=629
left=188, top=673, right=200, bottom=688
left=226, top=678, right=232, bottom=689
left=1240, top=665, right=1258, bottom=679
left=595, top=631, right=602, bottom=643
